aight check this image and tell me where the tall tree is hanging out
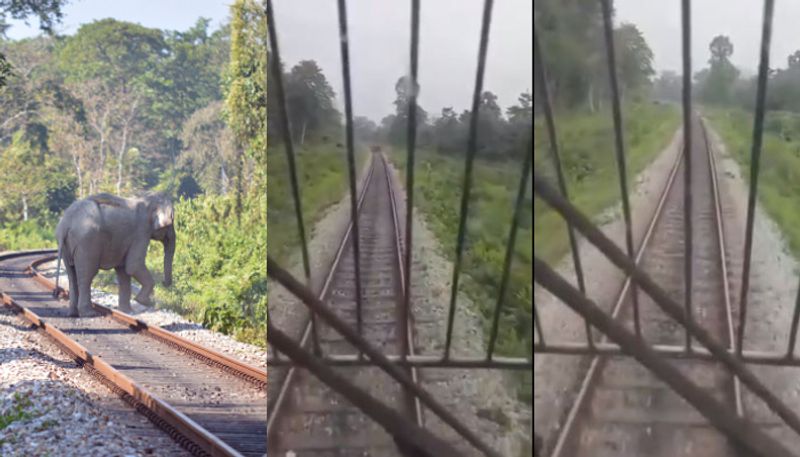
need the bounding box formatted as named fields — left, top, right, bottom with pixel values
left=285, top=60, right=338, bottom=144
left=699, top=35, right=739, bottom=104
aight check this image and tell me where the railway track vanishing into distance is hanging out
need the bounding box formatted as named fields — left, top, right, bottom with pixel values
left=547, top=116, right=742, bottom=457
left=267, top=152, right=434, bottom=456
left=0, top=250, right=267, bottom=457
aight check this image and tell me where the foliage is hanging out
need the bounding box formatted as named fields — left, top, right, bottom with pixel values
left=146, top=191, right=266, bottom=347
left=697, top=35, right=739, bottom=104
left=707, top=108, right=800, bottom=260
left=534, top=102, right=680, bottom=264
left=0, top=393, right=36, bottom=431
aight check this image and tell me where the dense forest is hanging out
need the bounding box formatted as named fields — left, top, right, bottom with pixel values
left=0, top=1, right=266, bottom=345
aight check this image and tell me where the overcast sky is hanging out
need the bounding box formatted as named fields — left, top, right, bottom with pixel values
left=272, top=0, right=533, bottom=122
left=5, top=0, right=230, bottom=40
left=616, top=0, right=800, bottom=77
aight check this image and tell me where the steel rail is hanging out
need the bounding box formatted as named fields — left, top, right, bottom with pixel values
left=27, top=255, right=267, bottom=388
left=267, top=353, right=530, bottom=369
left=0, top=254, right=243, bottom=457
left=548, top=127, right=684, bottom=457
left=702, top=116, right=743, bottom=416
left=533, top=258, right=794, bottom=457
left=533, top=171, right=800, bottom=440
left=380, top=151, right=423, bottom=426
left=267, top=256, right=501, bottom=457
left=266, top=153, right=376, bottom=436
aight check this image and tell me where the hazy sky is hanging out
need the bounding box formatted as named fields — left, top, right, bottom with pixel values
left=272, top=0, right=533, bottom=122
left=616, top=0, right=800, bottom=77
left=5, top=0, right=231, bottom=39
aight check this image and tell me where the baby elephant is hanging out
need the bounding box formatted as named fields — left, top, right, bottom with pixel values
left=55, top=192, right=176, bottom=317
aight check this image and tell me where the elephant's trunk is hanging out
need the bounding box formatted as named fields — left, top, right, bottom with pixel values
left=163, top=225, right=175, bottom=287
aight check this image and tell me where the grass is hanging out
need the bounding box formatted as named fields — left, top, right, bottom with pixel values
left=391, top=147, right=533, bottom=402
left=267, top=139, right=368, bottom=266
left=706, top=107, right=800, bottom=258
left=534, top=102, right=680, bottom=264
left=0, top=393, right=36, bottom=431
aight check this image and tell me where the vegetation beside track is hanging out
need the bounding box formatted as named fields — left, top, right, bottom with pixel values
left=706, top=108, right=800, bottom=259
left=268, top=142, right=368, bottom=267
left=534, top=102, right=680, bottom=264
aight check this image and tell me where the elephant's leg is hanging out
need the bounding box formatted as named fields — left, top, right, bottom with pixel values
left=131, top=267, right=155, bottom=307
left=115, top=267, right=133, bottom=313
left=75, top=262, right=100, bottom=318
left=66, top=264, right=79, bottom=317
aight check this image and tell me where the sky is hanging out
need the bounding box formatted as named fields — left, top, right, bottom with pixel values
left=616, top=0, right=800, bottom=77
left=272, top=0, right=533, bottom=122
left=5, top=0, right=232, bottom=40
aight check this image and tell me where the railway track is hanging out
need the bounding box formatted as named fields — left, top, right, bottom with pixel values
left=0, top=250, right=267, bottom=457
left=267, top=152, right=423, bottom=456
left=549, top=116, right=742, bottom=457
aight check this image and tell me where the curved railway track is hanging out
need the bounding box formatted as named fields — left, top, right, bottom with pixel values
left=549, top=116, right=742, bottom=457
left=267, top=152, right=424, bottom=456
left=0, top=250, right=267, bottom=457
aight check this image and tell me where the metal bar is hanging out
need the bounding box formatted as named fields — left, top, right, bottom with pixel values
left=267, top=323, right=461, bottom=457
left=266, top=353, right=532, bottom=369
left=701, top=117, right=743, bottom=416
left=737, top=0, right=775, bottom=356
left=680, top=0, right=693, bottom=351
left=265, top=0, right=321, bottom=354
left=600, top=0, right=641, bottom=338
left=336, top=0, right=365, bottom=347
left=443, top=0, right=494, bottom=359
left=533, top=171, right=800, bottom=438
left=787, top=277, right=800, bottom=357
left=533, top=299, right=545, bottom=346
left=267, top=257, right=500, bottom=456
left=532, top=258, right=794, bottom=457
left=402, top=0, right=420, bottom=369
left=532, top=22, right=593, bottom=346
left=534, top=340, right=800, bottom=367
left=487, top=139, right=532, bottom=359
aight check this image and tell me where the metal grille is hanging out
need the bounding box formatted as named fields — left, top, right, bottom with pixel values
left=265, top=0, right=532, bottom=456
left=532, top=0, right=800, bottom=456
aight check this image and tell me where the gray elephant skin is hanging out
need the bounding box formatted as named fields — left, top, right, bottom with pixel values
left=55, top=192, right=176, bottom=317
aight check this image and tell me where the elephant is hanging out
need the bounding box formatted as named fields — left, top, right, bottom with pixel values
left=54, top=192, right=176, bottom=317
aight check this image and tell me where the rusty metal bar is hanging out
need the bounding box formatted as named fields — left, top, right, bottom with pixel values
left=532, top=22, right=593, bottom=346
left=265, top=0, right=321, bottom=354
left=336, top=0, right=365, bottom=345
left=532, top=257, right=794, bottom=457
left=444, top=0, right=494, bottom=360
left=267, top=323, right=460, bottom=457
left=599, top=0, right=641, bottom=339
left=533, top=171, right=800, bottom=438
left=737, top=0, right=775, bottom=356
left=487, top=139, right=532, bottom=359
left=267, top=256, right=500, bottom=456
left=680, top=0, right=694, bottom=351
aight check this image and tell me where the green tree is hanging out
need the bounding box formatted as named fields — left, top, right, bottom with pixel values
left=614, top=23, right=654, bottom=96
left=285, top=60, right=339, bottom=144
left=699, top=35, right=739, bottom=104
